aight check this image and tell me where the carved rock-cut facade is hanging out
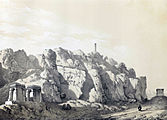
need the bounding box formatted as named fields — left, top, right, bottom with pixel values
left=8, top=83, right=26, bottom=102
left=5, top=83, right=42, bottom=105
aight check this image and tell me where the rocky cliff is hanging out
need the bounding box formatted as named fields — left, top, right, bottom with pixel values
left=0, top=48, right=147, bottom=104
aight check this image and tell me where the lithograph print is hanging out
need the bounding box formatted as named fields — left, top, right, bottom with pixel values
left=0, top=0, right=166, bottom=119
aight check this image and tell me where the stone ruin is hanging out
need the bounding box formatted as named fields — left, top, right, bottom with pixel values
left=156, top=88, right=164, bottom=96
left=5, top=83, right=42, bottom=105
left=26, top=85, right=42, bottom=102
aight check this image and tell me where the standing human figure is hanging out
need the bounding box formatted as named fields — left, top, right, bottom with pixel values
left=138, top=104, right=142, bottom=111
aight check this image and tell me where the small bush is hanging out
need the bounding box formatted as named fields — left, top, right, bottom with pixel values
left=60, top=93, right=66, bottom=99
left=62, top=104, right=72, bottom=110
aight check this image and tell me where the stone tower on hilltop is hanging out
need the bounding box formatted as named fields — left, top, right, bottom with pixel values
left=94, top=43, right=97, bottom=53
left=156, top=89, right=164, bottom=96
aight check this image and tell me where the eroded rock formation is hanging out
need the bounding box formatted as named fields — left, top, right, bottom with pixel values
left=0, top=48, right=147, bottom=104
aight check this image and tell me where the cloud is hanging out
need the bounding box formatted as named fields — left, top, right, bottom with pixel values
left=0, top=0, right=16, bottom=6
left=2, top=0, right=167, bottom=93
left=0, top=3, right=110, bottom=54
left=0, top=23, right=30, bottom=34
left=0, top=1, right=110, bottom=54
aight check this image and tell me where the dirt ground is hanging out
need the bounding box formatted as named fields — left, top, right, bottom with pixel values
left=1, top=100, right=167, bottom=120
left=102, top=105, right=167, bottom=120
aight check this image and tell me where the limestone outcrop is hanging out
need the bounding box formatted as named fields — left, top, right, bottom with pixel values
left=54, top=48, right=147, bottom=103
left=0, top=48, right=147, bottom=104
left=0, top=49, right=41, bottom=83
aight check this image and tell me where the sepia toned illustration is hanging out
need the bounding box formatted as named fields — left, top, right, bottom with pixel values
left=0, top=0, right=167, bottom=119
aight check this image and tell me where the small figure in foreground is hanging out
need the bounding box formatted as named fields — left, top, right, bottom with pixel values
left=138, top=104, right=142, bottom=111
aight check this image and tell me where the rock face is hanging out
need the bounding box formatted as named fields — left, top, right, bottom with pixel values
left=0, top=49, right=41, bottom=104
left=0, top=49, right=41, bottom=83
left=0, top=48, right=147, bottom=104
left=54, top=48, right=147, bottom=103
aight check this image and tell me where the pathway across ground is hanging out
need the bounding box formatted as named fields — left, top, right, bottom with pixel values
left=102, top=105, right=166, bottom=120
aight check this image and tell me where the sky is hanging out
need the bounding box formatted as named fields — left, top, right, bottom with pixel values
left=0, top=0, right=167, bottom=96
